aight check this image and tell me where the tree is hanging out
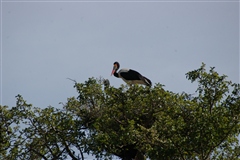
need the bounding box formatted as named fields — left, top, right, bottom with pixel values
left=1, top=95, right=87, bottom=160
left=66, top=63, right=240, bottom=160
left=1, top=63, right=239, bottom=160
left=0, top=105, right=18, bottom=159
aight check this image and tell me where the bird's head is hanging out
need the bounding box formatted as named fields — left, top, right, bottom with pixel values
left=111, top=61, right=120, bottom=76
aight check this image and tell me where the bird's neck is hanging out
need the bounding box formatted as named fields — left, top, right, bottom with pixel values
left=113, top=70, right=119, bottom=78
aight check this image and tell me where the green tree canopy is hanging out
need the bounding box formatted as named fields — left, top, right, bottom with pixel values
left=1, top=63, right=239, bottom=160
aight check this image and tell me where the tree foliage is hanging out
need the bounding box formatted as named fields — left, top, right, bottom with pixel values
left=1, top=63, right=240, bottom=160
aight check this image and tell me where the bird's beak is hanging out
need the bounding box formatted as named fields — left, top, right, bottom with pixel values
left=111, top=65, right=117, bottom=76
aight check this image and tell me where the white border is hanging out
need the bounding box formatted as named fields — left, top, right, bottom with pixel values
left=0, top=0, right=2, bottom=105
left=1, top=1, right=240, bottom=3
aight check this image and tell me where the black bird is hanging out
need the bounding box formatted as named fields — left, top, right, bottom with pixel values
left=111, top=61, right=152, bottom=86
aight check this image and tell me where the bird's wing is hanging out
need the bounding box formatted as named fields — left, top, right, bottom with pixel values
left=119, top=69, right=142, bottom=80
left=142, top=76, right=152, bottom=86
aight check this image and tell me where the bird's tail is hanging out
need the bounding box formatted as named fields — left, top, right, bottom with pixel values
left=142, top=76, right=152, bottom=87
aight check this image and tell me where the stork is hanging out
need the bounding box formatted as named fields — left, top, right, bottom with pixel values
left=111, top=61, right=152, bottom=87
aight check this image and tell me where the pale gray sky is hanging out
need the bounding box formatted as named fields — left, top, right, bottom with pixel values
left=1, top=0, right=239, bottom=115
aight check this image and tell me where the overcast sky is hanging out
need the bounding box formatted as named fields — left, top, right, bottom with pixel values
left=1, top=1, right=239, bottom=112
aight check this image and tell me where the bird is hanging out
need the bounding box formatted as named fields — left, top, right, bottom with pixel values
left=111, top=61, right=152, bottom=87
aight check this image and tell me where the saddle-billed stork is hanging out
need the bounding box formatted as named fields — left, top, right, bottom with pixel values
left=111, top=61, right=152, bottom=87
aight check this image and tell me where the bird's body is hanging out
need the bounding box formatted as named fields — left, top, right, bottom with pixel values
left=111, top=62, right=152, bottom=87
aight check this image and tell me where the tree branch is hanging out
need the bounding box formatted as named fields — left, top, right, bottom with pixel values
left=62, top=141, right=78, bottom=160
left=30, top=148, right=48, bottom=160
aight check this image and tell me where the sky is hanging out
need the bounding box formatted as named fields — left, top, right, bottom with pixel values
left=2, top=0, right=239, bottom=108
left=0, top=1, right=239, bottom=158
